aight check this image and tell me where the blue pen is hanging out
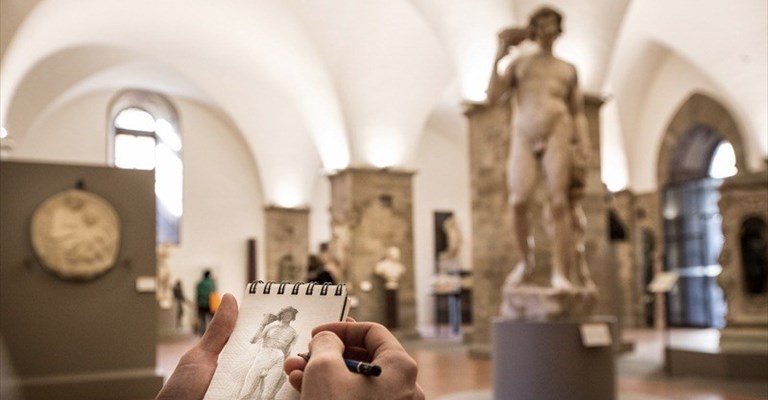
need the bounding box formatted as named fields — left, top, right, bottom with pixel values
left=297, top=352, right=382, bottom=377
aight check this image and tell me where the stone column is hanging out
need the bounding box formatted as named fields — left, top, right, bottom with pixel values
left=717, top=169, right=768, bottom=352
left=464, top=102, right=516, bottom=357
left=328, top=168, right=416, bottom=336
left=580, top=95, right=619, bottom=319
left=264, top=206, right=309, bottom=282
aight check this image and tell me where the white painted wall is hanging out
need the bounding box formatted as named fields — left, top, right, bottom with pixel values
left=169, top=99, right=264, bottom=301
left=627, top=52, right=721, bottom=193
left=7, top=87, right=477, bottom=331
left=10, top=91, right=109, bottom=165
left=412, top=106, right=472, bottom=331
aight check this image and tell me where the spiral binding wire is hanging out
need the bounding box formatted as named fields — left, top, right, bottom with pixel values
left=247, top=280, right=345, bottom=296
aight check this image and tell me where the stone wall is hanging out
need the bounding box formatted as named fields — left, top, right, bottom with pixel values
left=264, top=206, right=309, bottom=282
left=464, top=102, right=516, bottom=356
left=610, top=190, right=645, bottom=327
left=717, top=169, right=768, bottom=351
left=328, top=168, right=416, bottom=335
left=632, top=192, right=663, bottom=328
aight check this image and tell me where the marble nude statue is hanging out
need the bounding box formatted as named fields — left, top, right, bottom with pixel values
left=487, top=6, right=592, bottom=291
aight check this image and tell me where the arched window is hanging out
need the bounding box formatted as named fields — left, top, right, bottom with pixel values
left=662, top=125, right=730, bottom=328
left=109, top=91, right=182, bottom=245
left=708, top=141, right=737, bottom=179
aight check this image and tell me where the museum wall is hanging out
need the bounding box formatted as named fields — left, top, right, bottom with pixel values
left=0, top=161, right=164, bottom=398
left=4, top=86, right=477, bottom=330
left=412, top=107, right=472, bottom=328
left=623, top=50, right=735, bottom=192
left=6, top=91, right=265, bottom=304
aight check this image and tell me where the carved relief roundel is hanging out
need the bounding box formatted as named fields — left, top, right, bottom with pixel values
left=30, top=189, right=121, bottom=280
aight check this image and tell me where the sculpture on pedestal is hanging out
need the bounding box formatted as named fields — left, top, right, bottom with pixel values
left=438, top=215, right=463, bottom=273
left=433, top=215, right=463, bottom=294
left=375, top=246, right=405, bottom=289
left=487, top=6, right=596, bottom=319
left=375, top=246, right=405, bottom=328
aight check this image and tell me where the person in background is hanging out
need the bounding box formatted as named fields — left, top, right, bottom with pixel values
left=306, top=254, right=335, bottom=284
left=155, top=294, right=425, bottom=400
left=318, top=241, right=342, bottom=283
left=195, top=269, right=216, bottom=336
left=172, top=279, right=187, bottom=329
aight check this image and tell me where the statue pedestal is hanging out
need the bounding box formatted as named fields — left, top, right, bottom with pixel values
left=500, top=284, right=598, bottom=321
left=719, top=327, right=768, bottom=353
left=492, top=318, right=616, bottom=400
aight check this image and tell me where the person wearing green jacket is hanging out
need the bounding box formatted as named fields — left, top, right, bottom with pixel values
left=195, top=269, right=216, bottom=336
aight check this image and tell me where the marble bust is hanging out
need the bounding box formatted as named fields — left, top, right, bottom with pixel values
left=374, top=246, right=406, bottom=290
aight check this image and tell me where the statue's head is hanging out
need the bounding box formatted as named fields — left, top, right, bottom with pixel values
left=277, top=306, right=299, bottom=322
left=386, top=246, right=401, bottom=261
left=528, top=5, right=564, bottom=41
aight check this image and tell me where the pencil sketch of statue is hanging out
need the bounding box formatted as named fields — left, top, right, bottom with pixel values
left=238, top=306, right=299, bottom=400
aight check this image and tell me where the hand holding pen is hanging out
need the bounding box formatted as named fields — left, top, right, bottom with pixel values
left=297, top=352, right=382, bottom=377
left=284, top=321, right=425, bottom=400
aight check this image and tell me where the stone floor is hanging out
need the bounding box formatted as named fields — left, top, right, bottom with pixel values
left=156, top=327, right=768, bottom=399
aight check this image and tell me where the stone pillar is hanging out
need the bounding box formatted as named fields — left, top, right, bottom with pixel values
left=464, top=102, right=516, bottom=357
left=328, top=168, right=416, bottom=335
left=717, top=169, right=768, bottom=352
left=264, top=206, right=309, bottom=282
left=632, top=192, right=663, bottom=328
left=610, top=190, right=644, bottom=328
left=581, top=95, right=619, bottom=320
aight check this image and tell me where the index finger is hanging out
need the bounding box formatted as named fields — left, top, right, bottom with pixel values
left=311, top=322, right=405, bottom=360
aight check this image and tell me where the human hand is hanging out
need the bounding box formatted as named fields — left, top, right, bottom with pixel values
left=497, top=26, right=530, bottom=57
left=284, top=322, right=425, bottom=400
left=156, top=293, right=238, bottom=400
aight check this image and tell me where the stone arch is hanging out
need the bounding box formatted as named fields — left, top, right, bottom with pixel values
left=656, top=93, right=746, bottom=188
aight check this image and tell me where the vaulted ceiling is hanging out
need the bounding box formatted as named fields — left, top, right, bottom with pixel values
left=1, top=0, right=766, bottom=200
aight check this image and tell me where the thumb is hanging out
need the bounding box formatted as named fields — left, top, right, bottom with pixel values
left=299, top=331, right=349, bottom=393
left=199, top=293, right=238, bottom=355
left=307, top=330, right=346, bottom=362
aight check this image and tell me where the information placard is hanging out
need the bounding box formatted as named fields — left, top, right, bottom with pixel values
left=579, top=323, right=612, bottom=347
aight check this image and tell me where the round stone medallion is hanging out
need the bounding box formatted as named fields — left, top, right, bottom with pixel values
left=30, top=189, right=121, bottom=280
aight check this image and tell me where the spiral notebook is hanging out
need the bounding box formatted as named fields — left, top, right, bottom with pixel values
left=204, top=281, right=350, bottom=400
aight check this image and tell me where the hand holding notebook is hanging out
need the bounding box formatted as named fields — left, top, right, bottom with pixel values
left=158, top=282, right=424, bottom=400
left=203, top=281, right=351, bottom=400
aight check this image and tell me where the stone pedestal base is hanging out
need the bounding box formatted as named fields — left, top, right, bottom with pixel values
left=500, top=283, right=598, bottom=321
left=719, top=327, right=768, bottom=353
left=20, top=369, right=163, bottom=400
left=492, top=318, right=616, bottom=400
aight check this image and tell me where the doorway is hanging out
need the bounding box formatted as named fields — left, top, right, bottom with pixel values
left=662, top=126, right=735, bottom=328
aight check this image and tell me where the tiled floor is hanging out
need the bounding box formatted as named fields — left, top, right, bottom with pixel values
left=157, top=327, right=768, bottom=399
